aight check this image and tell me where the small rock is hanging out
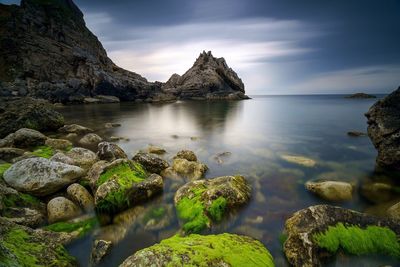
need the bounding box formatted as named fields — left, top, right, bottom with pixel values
left=45, top=138, right=72, bottom=150
left=387, top=202, right=400, bottom=219
left=361, top=182, right=395, bottom=204
left=148, top=145, right=166, bottom=155
left=104, top=123, right=121, bottom=129
left=6, top=128, right=47, bottom=148
left=97, top=142, right=127, bottom=162
left=59, top=124, right=93, bottom=134
left=305, top=180, right=353, bottom=201
left=66, top=147, right=98, bottom=170
left=50, top=152, right=75, bottom=165
left=67, top=183, right=94, bottom=212
left=172, top=158, right=208, bottom=180
left=281, top=155, right=316, bottom=167
left=47, top=197, right=81, bottom=223
left=132, top=152, right=169, bottom=174
left=90, top=239, right=112, bottom=266
left=79, top=133, right=103, bottom=146
left=66, top=133, right=78, bottom=139
left=174, top=150, right=197, bottom=161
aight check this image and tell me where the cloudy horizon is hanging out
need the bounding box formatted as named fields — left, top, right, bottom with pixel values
left=3, top=0, right=400, bottom=95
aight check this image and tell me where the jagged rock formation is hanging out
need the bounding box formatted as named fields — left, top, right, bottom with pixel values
left=163, top=51, right=248, bottom=100
left=366, top=86, right=400, bottom=169
left=0, top=1, right=248, bottom=103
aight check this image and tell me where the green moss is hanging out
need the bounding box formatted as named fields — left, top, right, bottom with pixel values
left=278, top=233, right=288, bottom=247
left=136, top=233, right=275, bottom=267
left=44, top=218, right=98, bottom=237
left=313, top=223, right=400, bottom=259
left=1, top=228, right=75, bottom=267
left=208, top=197, right=227, bottom=222
left=2, top=192, right=41, bottom=208
left=143, top=206, right=166, bottom=224
left=0, top=163, right=11, bottom=178
left=32, top=145, right=54, bottom=159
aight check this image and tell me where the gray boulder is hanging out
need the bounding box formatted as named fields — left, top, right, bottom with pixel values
left=97, top=142, right=127, bottom=162
left=132, top=152, right=169, bottom=174
left=47, top=197, right=82, bottom=223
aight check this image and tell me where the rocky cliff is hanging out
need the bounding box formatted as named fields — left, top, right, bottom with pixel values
left=0, top=0, right=248, bottom=103
left=366, top=86, right=400, bottom=170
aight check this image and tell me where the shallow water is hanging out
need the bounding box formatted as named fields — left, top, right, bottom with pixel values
left=56, top=95, right=400, bottom=266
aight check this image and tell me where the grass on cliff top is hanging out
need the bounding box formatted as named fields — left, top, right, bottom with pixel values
left=313, top=223, right=400, bottom=259
left=44, top=217, right=98, bottom=237
left=138, top=233, right=275, bottom=267
left=1, top=227, right=75, bottom=267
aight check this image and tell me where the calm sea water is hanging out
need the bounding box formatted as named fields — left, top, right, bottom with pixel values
left=56, top=95, right=400, bottom=266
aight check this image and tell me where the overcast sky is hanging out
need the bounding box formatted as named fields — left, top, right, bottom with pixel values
left=3, top=0, right=400, bottom=94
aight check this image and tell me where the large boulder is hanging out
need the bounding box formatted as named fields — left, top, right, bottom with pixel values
left=3, top=158, right=85, bottom=196
left=66, top=147, right=98, bottom=170
left=97, top=142, right=127, bottom=162
left=0, top=128, right=47, bottom=148
left=132, top=152, right=169, bottom=174
left=120, top=233, right=274, bottom=267
left=174, top=175, right=251, bottom=233
left=0, top=98, right=64, bottom=138
left=366, top=86, right=400, bottom=169
left=283, top=205, right=400, bottom=267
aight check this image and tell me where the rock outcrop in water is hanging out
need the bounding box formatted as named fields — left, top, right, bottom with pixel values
left=0, top=0, right=248, bottom=102
left=366, top=86, right=400, bottom=169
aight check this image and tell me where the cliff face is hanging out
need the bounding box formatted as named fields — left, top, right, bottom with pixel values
left=0, top=0, right=248, bottom=102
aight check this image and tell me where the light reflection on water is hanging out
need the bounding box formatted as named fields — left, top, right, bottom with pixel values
left=57, top=95, right=400, bottom=266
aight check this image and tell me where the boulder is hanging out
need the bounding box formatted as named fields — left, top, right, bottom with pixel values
left=119, top=233, right=274, bottom=267
left=45, top=138, right=72, bottom=150
left=0, top=98, right=64, bottom=138
left=283, top=205, right=400, bottom=267
left=1, top=128, right=47, bottom=148
left=66, top=183, right=94, bottom=212
left=132, top=152, right=169, bottom=174
left=66, top=147, right=98, bottom=170
left=366, top=86, right=400, bottom=169
left=174, top=175, right=251, bottom=233
left=104, top=122, right=121, bottom=129
left=97, top=142, right=127, bottom=162
left=2, top=207, right=45, bottom=228
left=50, top=152, right=76, bottom=165
left=3, top=158, right=85, bottom=196
left=47, top=197, right=81, bottom=223
left=172, top=158, right=208, bottom=180
left=305, top=180, right=353, bottom=201
left=174, top=150, right=197, bottom=161
left=147, top=145, right=166, bottom=155
left=59, top=124, right=94, bottom=135
left=90, top=239, right=112, bottom=266
left=79, top=133, right=103, bottom=146
left=0, top=147, right=26, bottom=162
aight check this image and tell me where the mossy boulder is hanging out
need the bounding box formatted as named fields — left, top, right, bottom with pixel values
left=94, top=159, right=163, bottom=213
left=0, top=217, right=77, bottom=267
left=283, top=205, right=400, bottom=266
left=174, top=175, right=251, bottom=234
left=132, top=152, right=169, bottom=174
left=119, top=233, right=274, bottom=267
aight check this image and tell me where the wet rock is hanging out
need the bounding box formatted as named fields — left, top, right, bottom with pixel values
left=132, top=152, right=169, bottom=174
left=87, top=160, right=109, bottom=190
left=110, top=136, right=130, bottom=142
left=67, top=183, right=94, bottom=212
left=119, top=233, right=273, bottom=267
left=66, top=133, right=78, bottom=139
left=79, top=133, right=103, bottom=146
left=0, top=147, right=26, bottom=162
left=105, top=122, right=121, bottom=129
left=305, top=180, right=353, bottom=201
left=45, top=138, right=72, bottom=150
left=213, top=151, right=232, bottom=164
left=142, top=204, right=174, bottom=231
left=90, top=239, right=112, bottom=266
left=66, top=147, right=98, bottom=170
left=366, top=86, right=400, bottom=169
left=3, top=158, right=85, bottom=196
left=387, top=202, right=400, bottom=219
left=147, top=145, right=166, bottom=155
left=172, top=158, right=208, bottom=180
left=47, top=197, right=81, bottom=223
left=59, top=124, right=94, bottom=135
left=3, top=207, right=45, bottom=228
left=1, top=128, right=47, bottom=148
left=174, top=175, right=251, bottom=233
left=0, top=98, right=64, bottom=139
left=284, top=205, right=400, bottom=267
left=97, top=142, right=127, bottom=162
left=50, top=152, right=76, bottom=165
left=174, top=150, right=197, bottom=161
left=361, top=182, right=397, bottom=204
left=0, top=217, right=77, bottom=266
left=281, top=154, right=316, bottom=167
left=347, top=131, right=367, bottom=137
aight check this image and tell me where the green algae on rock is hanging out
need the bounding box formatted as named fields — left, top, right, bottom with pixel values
left=174, top=175, right=251, bottom=234
left=32, top=145, right=55, bottom=158
left=0, top=163, right=12, bottom=178
left=44, top=217, right=98, bottom=238
left=119, top=233, right=274, bottom=267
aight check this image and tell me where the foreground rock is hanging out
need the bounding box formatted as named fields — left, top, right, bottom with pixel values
left=0, top=98, right=64, bottom=138
left=90, top=239, right=112, bottom=266
left=169, top=150, right=208, bottom=180
left=120, top=233, right=274, bottom=267
left=366, top=86, right=400, bottom=169
left=0, top=128, right=47, bottom=148
left=284, top=205, right=400, bottom=266
left=305, top=180, right=353, bottom=201
left=47, top=197, right=82, bottom=223
left=132, top=152, right=169, bottom=174
left=0, top=217, right=77, bottom=266
left=3, top=158, right=85, bottom=196
left=174, top=175, right=251, bottom=233
left=94, top=159, right=163, bottom=213
left=66, top=147, right=98, bottom=170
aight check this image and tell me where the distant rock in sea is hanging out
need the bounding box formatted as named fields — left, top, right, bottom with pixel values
left=0, top=0, right=248, bottom=103
left=345, top=93, right=376, bottom=99
left=366, top=86, right=400, bottom=169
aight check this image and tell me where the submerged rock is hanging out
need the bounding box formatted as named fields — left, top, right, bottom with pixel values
left=120, top=233, right=274, bottom=267
left=172, top=158, right=208, bottom=181
left=3, top=158, right=85, bottom=196
left=347, top=131, right=367, bottom=137
left=147, top=145, right=166, bottom=155
left=281, top=154, right=316, bottom=167
left=47, top=197, right=82, bottom=223
left=174, top=175, right=251, bottom=233
left=305, top=180, right=354, bottom=201
left=59, top=124, right=94, bottom=135
left=366, top=86, right=400, bottom=169
left=90, top=239, right=112, bottom=266
left=283, top=205, right=400, bottom=266
left=361, top=181, right=397, bottom=204
left=132, top=152, right=169, bottom=174
left=97, top=142, right=127, bottom=162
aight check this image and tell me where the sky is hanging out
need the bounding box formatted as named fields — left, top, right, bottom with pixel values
left=3, top=0, right=400, bottom=94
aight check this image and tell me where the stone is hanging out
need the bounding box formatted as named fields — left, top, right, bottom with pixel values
left=174, top=150, right=198, bottom=161
left=174, top=175, right=251, bottom=233
left=147, top=145, right=166, bottom=155
left=305, top=180, right=353, bottom=201
left=283, top=205, right=400, bottom=267
left=45, top=138, right=72, bottom=150
left=90, top=239, right=112, bottom=266
left=105, top=122, right=121, bottom=129
left=66, top=147, right=98, bottom=170
left=132, top=152, right=169, bottom=174
left=0, top=98, right=64, bottom=138
left=3, top=158, right=85, bottom=196
left=361, top=182, right=396, bottom=204
left=119, top=233, right=274, bottom=267
left=387, top=202, right=400, bottom=219
left=50, top=152, right=76, bottom=165
left=79, top=133, right=103, bottom=146
left=366, top=86, right=400, bottom=169
left=66, top=183, right=94, bottom=212
left=59, top=124, right=93, bottom=135
left=87, top=160, right=109, bottom=190
left=2, top=207, right=45, bottom=228
left=97, top=142, right=127, bottom=162
left=172, top=158, right=208, bottom=180
left=3, top=128, right=47, bottom=148
left=280, top=154, right=316, bottom=167
left=47, top=197, right=82, bottom=223
left=0, top=147, right=26, bottom=162
left=66, top=133, right=78, bottom=139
